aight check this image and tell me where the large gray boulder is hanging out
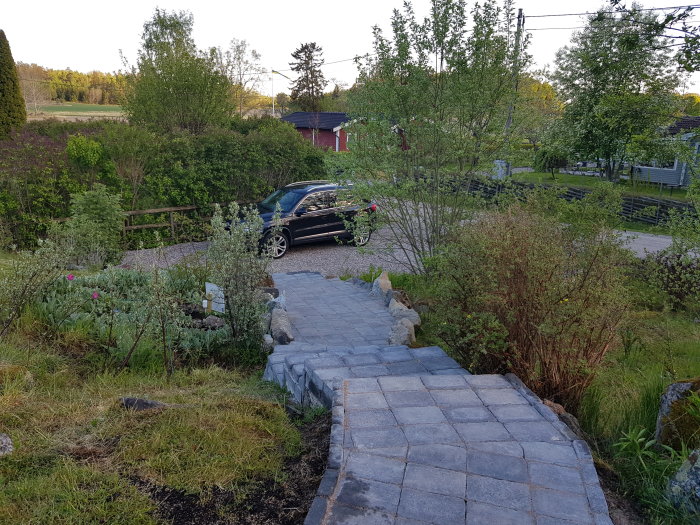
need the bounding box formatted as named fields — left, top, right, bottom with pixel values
left=271, top=307, right=294, bottom=345
left=667, top=449, right=700, bottom=515
left=370, top=271, right=392, bottom=301
left=389, top=318, right=416, bottom=346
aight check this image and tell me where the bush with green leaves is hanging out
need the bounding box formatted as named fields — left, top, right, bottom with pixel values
left=433, top=197, right=630, bottom=411
left=50, top=184, right=124, bottom=268
left=206, top=203, right=273, bottom=363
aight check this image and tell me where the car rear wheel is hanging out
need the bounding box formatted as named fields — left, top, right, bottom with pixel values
left=263, top=232, right=289, bottom=258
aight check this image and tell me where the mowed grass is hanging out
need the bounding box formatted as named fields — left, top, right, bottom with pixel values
left=0, top=333, right=299, bottom=524
left=39, top=103, right=123, bottom=115
left=513, top=171, right=690, bottom=202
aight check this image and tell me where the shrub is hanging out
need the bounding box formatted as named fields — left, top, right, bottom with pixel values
left=645, top=250, right=700, bottom=312
left=206, top=203, right=272, bottom=363
left=434, top=203, right=630, bottom=411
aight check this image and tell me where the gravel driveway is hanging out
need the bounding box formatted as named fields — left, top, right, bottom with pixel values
left=120, top=229, right=412, bottom=276
left=120, top=228, right=674, bottom=275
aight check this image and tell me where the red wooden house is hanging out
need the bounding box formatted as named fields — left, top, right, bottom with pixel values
left=281, top=112, right=350, bottom=152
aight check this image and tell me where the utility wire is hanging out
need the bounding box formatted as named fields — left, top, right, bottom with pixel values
left=528, top=4, right=699, bottom=18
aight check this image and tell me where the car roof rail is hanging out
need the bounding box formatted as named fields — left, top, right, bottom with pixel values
left=285, top=180, right=332, bottom=187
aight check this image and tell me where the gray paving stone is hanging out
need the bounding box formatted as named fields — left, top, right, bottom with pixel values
left=407, top=444, right=468, bottom=471
left=476, top=388, right=530, bottom=405
left=536, top=516, right=592, bottom=525
left=490, top=404, right=544, bottom=422
left=585, top=483, right=610, bottom=515
left=529, top=462, right=585, bottom=494
left=422, top=356, right=463, bottom=371
left=505, top=422, right=569, bottom=442
left=465, top=374, right=513, bottom=388
left=303, top=496, right=327, bottom=525
left=467, top=474, right=533, bottom=511
left=431, top=388, right=482, bottom=406
left=346, top=377, right=381, bottom=393
left=443, top=406, right=495, bottom=423
left=532, top=488, right=593, bottom=523
left=344, top=353, right=382, bottom=366
left=466, top=501, right=535, bottom=525
left=409, top=346, right=447, bottom=359
left=403, top=463, right=467, bottom=497
left=467, top=451, right=529, bottom=482
left=381, top=349, right=414, bottom=362
left=351, top=427, right=408, bottom=448
left=393, top=406, right=447, bottom=425
left=346, top=392, right=390, bottom=410
left=454, top=422, right=512, bottom=442
left=378, top=375, right=426, bottom=391
left=336, top=476, right=401, bottom=514
left=431, top=367, right=471, bottom=375
left=346, top=409, right=398, bottom=429
left=346, top=452, right=406, bottom=484
left=387, top=361, right=430, bottom=375
left=317, top=468, right=340, bottom=497
left=402, top=423, right=462, bottom=445
left=398, top=487, right=467, bottom=523
left=468, top=441, right=524, bottom=457
left=522, top=442, right=579, bottom=466
left=351, top=364, right=390, bottom=377
left=421, top=375, right=469, bottom=389
left=385, top=390, right=434, bottom=408
left=325, top=503, right=396, bottom=524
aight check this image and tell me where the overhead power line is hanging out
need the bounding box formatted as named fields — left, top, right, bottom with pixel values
left=529, top=4, right=699, bottom=18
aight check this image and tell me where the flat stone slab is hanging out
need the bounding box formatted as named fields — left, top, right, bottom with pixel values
left=307, top=374, right=612, bottom=525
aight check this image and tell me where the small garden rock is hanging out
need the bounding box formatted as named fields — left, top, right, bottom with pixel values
left=0, top=433, right=13, bottom=456
left=667, top=449, right=700, bottom=515
left=389, top=318, right=416, bottom=345
left=388, top=298, right=421, bottom=326
left=119, top=397, right=166, bottom=411
left=271, top=308, right=294, bottom=345
left=656, top=379, right=700, bottom=449
left=370, top=271, right=392, bottom=301
left=202, top=315, right=226, bottom=330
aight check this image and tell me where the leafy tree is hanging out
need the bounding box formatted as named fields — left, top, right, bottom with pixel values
left=0, top=30, right=26, bottom=137
left=345, top=0, right=525, bottom=272
left=16, top=63, right=50, bottom=115
left=678, top=93, right=700, bottom=116
left=275, top=92, right=290, bottom=115
left=215, top=39, right=266, bottom=116
left=122, top=9, right=232, bottom=133
left=553, top=6, right=683, bottom=179
left=289, top=42, right=327, bottom=112
left=514, top=74, right=562, bottom=151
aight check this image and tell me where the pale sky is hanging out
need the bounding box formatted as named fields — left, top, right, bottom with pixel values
left=3, top=0, right=699, bottom=93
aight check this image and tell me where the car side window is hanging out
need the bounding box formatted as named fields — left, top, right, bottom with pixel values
left=335, top=189, right=355, bottom=208
left=300, top=191, right=331, bottom=212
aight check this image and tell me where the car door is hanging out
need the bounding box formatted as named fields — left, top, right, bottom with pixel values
left=290, top=190, right=336, bottom=242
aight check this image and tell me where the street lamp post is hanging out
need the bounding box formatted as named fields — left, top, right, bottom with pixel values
left=271, top=69, right=291, bottom=117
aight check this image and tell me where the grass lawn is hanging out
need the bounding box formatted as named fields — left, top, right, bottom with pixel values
left=37, top=103, right=123, bottom=116
left=513, top=171, right=691, bottom=202
left=0, top=332, right=307, bottom=524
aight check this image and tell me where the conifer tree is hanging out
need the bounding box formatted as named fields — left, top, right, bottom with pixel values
left=289, top=42, right=326, bottom=112
left=0, top=30, right=26, bottom=137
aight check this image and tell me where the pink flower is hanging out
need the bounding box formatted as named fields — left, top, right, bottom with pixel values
left=66, top=274, right=75, bottom=281
left=91, top=291, right=99, bottom=300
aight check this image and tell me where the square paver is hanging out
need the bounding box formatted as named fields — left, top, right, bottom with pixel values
left=346, top=452, right=406, bottom=484
left=529, top=462, right=585, bottom=494
left=421, top=375, right=469, bottom=389
left=421, top=356, right=463, bottom=371
left=351, top=365, right=390, bottom=377
left=443, top=406, right=495, bottom=423
left=431, top=388, right=482, bottom=406
left=402, top=423, right=462, bottom=445
left=467, top=451, right=528, bottom=483
left=532, top=487, right=593, bottom=522
left=326, top=504, right=395, bottom=525
left=468, top=441, right=524, bottom=458
left=344, top=353, right=382, bottom=366
left=336, top=476, right=401, bottom=514
left=454, top=422, right=512, bottom=442
left=387, top=361, right=430, bottom=375
left=346, top=378, right=381, bottom=393
left=398, top=487, right=466, bottom=523
left=407, top=444, right=468, bottom=471
left=490, top=404, right=544, bottom=422
left=522, top=442, right=579, bottom=466
left=410, top=347, right=447, bottom=359
left=378, top=376, right=426, bottom=391
left=465, top=374, right=512, bottom=388
left=403, top=463, right=467, bottom=497
left=393, top=406, right=447, bottom=425
left=466, top=474, right=532, bottom=511
left=385, top=390, right=435, bottom=408
left=381, top=349, right=414, bottom=362
left=505, top=422, right=569, bottom=442
left=346, top=409, right=398, bottom=429
left=346, top=392, right=390, bottom=410
left=351, top=427, right=408, bottom=448
left=466, top=501, right=535, bottom=525
left=476, top=388, right=529, bottom=406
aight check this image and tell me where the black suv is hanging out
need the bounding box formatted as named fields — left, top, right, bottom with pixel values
left=255, top=181, right=375, bottom=258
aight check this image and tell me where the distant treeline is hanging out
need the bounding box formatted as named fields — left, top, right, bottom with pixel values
left=17, top=63, right=124, bottom=105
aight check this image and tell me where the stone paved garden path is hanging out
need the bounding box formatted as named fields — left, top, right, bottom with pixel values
left=264, top=272, right=613, bottom=525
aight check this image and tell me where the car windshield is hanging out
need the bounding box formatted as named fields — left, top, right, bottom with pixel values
left=259, top=188, right=305, bottom=212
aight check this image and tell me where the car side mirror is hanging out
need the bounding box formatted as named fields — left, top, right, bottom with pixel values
left=295, top=207, right=307, bottom=216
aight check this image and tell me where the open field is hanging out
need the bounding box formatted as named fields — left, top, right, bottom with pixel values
left=28, top=103, right=124, bottom=121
